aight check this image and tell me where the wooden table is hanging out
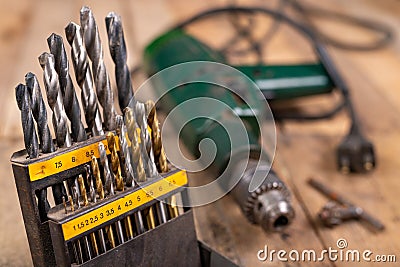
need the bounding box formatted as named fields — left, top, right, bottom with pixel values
left=0, top=0, right=399, bottom=266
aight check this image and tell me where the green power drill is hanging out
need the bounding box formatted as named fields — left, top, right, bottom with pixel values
left=142, top=29, right=296, bottom=232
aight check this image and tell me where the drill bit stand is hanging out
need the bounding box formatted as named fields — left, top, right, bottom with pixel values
left=11, top=136, right=224, bottom=267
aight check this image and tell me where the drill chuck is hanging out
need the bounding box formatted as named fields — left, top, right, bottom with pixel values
left=229, top=159, right=294, bottom=232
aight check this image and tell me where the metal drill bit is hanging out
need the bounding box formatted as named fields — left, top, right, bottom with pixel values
left=77, top=174, right=88, bottom=207
left=308, top=178, right=385, bottom=231
left=24, top=73, right=57, bottom=220
left=47, top=33, right=86, bottom=142
left=77, top=174, right=93, bottom=260
left=98, top=142, right=115, bottom=196
left=144, top=207, right=156, bottom=230
left=15, top=84, right=39, bottom=158
left=115, top=115, right=135, bottom=187
left=106, top=132, right=135, bottom=239
left=106, top=132, right=124, bottom=191
left=65, top=22, right=103, bottom=136
left=168, top=194, right=180, bottom=218
left=90, top=157, right=107, bottom=253
left=25, top=72, right=54, bottom=153
left=134, top=102, right=158, bottom=178
left=81, top=6, right=116, bottom=131
left=85, top=165, right=96, bottom=203
left=15, top=83, right=51, bottom=222
left=39, top=52, right=72, bottom=148
left=145, top=100, right=168, bottom=173
left=99, top=142, right=125, bottom=245
left=91, top=156, right=105, bottom=200
left=25, top=73, right=68, bottom=206
left=105, top=12, right=134, bottom=111
left=124, top=107, right=146, bottom=182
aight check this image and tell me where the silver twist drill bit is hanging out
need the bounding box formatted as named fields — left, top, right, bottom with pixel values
left=26, top=72, right=67, bottom=206
left=81, top=7, right=117, bottom=131
left=105, top=12, right=135, bottom=111
left=98, top=142, right=125, bottom=244
left=39, top=52, right=72, bottom=148
left=135, top=102, right=158, bottom=178
left=47, top=33, right=87, bottom=142
left=65, top=22, right=103, bottom=136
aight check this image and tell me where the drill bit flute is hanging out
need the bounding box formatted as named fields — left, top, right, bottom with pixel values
left=115, top=115, right=146, bottom=234
left=99, top=142, right=125, bottom=244
left=25, top=73, right=67, bottom=212
left=15, top=83, right=51, bottom=222
left=39, top=52, right=88, bottom=263
left=105, top=12, right=134, bottom=111
left=65, top=22, right=104, bottom=137
left=47, top=33, right=87, bottom=143
left=81, top=6, right=116, bottom=131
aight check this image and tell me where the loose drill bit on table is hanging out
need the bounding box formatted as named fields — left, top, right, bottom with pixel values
left=81, top=6, right=116, bottom=131
left=47, top=33, right=87, bottom=142
left=308, top=178, right=385, bottom=232
left=105, top=12, right=134, bottom=111
left=65, top=22, right=103, bottom=137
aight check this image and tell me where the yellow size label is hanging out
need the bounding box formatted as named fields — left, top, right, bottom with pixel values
left=61, top=170, right=187, bottom=241
left=28, top=140, right=110, bottom=181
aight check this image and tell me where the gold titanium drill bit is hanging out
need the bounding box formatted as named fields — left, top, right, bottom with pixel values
left=99, top=142, right=125, bottom=244
left=124, top=108, right=158, bottom=228
left=105, top=12, right=135, bottom=111
left=106, top=132, right=134, bottom=239
left=134, top=102, right=158, bottom=178
left=106, top=132, right=124, bottom=191
left=124, top=107, right=146, bottom=182
left=80, top=6, right=116, bottom=130
left=65, top=22, right=104, bottom=137
left=77, top=174, right=93, bottom=260
left=90, top=157, right=108, bottom=252
left=135, top=102, right=168, bottom=223
left=115, top=115, right=135, bottom=187
left=115, top=116, right=146, bottom=234
left=91, top=156, right=105, bottom=200
left=145, top=101, right=179, bottom=218
left=47, top=33, right=87, bottom=142
left=146, top=104, right=179, bottom=220
left=145, top=100, right=168, bottom=173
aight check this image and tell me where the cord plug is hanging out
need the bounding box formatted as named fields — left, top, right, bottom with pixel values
left=337, top=130, right=376, bottom=173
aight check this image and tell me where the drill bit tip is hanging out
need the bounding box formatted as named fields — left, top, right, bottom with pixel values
left=65, top=22, right=80, bottom=44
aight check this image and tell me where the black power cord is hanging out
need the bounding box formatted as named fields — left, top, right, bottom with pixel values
left=135, top=3, right=391, bottom=172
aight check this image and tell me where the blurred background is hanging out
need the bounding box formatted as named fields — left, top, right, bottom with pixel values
left=1, top=0, right=400, bottom=266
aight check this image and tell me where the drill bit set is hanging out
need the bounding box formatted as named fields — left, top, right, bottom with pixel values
left=11, top=7, right=199, bottom=267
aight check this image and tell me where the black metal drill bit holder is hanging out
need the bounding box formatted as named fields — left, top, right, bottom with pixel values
left=11, top=135, right=224, bottom=267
